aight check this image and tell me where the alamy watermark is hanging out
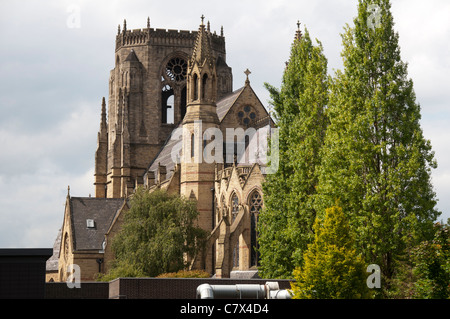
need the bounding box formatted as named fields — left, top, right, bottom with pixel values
left=170, top=121, right=279, bottom=174
left=66, top=264, right=81, bottom=289
left=367, top=264, right=381, bottom=289
left=367, top=3, right=382, bottom=30
left=66, top=4, right=81, bottom=29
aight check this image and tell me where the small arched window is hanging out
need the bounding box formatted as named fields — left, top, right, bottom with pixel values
left=193, top=73, right=199, bottom=101
left=231, top=193, right=239, bottom=223
left=161, top=84, right=174, bottom=124
left=191, top=133, right=195, bottom=158
left=202, top=73, right=208, bottom=100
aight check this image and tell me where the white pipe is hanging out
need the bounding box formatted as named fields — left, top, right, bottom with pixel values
left=196, top=282, right=292, bottom=299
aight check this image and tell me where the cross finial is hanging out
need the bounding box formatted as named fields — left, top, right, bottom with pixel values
left=295, top=20, right=302, bottom=41
left=244, top=68, right=251, bottom=84
left=147, top=17, right=150, bottom=29
left=201, top=14, right=205, bottom=25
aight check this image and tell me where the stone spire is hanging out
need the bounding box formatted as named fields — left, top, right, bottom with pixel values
left=191, top=15, right=214, bottom=68
left=98, top=97, right=107, bottom=139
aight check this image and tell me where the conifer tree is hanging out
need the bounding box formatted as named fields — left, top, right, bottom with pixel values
left=258, top=25, right=328, bottom=279
left=316, top=0, right=440, bottom=293
left=291, top=206, right=370, bottom=299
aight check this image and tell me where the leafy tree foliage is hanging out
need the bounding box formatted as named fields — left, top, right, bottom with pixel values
left=316, top=0, right=440, bottom=294
left=99, top=187, right=207, bottom=280
left=258, top=27, right=329, bottom=279
left=291, top=206, right=370, bottom=299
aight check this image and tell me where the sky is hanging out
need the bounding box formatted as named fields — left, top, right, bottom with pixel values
left=0, top=0, right=449, bottom=249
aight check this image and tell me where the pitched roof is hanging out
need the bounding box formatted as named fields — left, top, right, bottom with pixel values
left=216, top=87, right=244, bottom=120
left=70, top=197, right=125, bottom=251
left=124, top=49, right=140, bottom=62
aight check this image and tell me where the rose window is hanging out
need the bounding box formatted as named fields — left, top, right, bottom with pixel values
left=237, top=105, right=257, bottom=126
left=165, top=57, right=187, bottom=82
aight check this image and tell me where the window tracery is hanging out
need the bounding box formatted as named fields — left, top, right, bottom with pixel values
left=237, top=105, right=257, bottom=126
left=165, top=57, right=187, bottom=82
left=249, top=191, right=262, bottom=266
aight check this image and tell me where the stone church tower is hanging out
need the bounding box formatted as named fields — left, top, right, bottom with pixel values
left=180, top=17, right=220, bottom=272
left=94, top=17, right=232, bottom=198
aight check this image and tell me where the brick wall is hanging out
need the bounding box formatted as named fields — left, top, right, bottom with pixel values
left=45, top=282, right=109, bottom=299
left=45, top=278, right=292, bottom=299
left=109, top=278, right=292, bottom=299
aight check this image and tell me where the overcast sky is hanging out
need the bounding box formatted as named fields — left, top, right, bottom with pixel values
left=0, top=0, right=449, bottom=248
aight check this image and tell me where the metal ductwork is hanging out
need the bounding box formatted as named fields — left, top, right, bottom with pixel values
left=196, top=282, right=292, bottom=299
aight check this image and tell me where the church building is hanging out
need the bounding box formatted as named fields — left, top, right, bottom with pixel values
left=47, top=16, right=284, bottom=282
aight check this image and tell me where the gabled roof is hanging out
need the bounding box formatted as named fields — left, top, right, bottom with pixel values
left=69, top=197, right=124, bottom=251
left=124, top=49, right=140, bottom=62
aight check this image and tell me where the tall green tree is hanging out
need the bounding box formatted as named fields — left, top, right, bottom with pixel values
left=316, top=0, right=440, bottom=294
left=291, top=206, right=370, bottom=299
left=258, top=25, right=329, bottom=279
left=411, top=220, right=450, bottom=299
left=99, top=188, right=207, bottom=280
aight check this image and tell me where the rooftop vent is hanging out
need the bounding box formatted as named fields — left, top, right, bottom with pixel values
left=86, top=219, right=95, bottom=228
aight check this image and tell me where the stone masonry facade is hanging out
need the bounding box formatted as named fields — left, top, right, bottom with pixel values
left=50, top=16, right=274, bottom=282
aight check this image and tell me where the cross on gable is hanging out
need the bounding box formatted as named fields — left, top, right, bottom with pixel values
left=244, top=68, right=251, bottom=84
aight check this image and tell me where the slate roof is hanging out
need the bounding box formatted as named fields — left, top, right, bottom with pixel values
left=69, top=197, right=125, bottom=251
left=216, top=87, right=244, bottom=120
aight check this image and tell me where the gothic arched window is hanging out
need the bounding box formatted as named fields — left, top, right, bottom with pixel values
left=231, top=193, right=239, bottom=223
left=193, top=73, right=199, bottom=101
left=161, top=56, right=188, bottom=124
left=63, top=232, right=70, bottom=262
left=161, top=84, right=174, bottom=124
left=202, top=73, right=208, bottom=100
left=249, top=191, right=263, bottom=266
